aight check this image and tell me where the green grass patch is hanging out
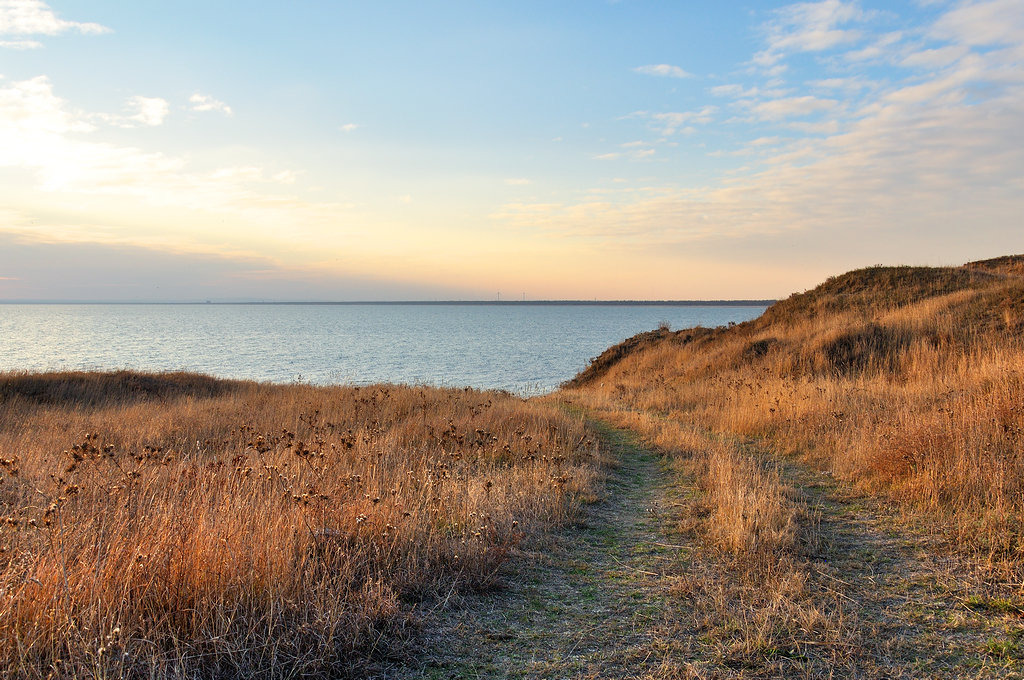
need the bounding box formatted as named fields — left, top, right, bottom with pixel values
left=963, top=595, right=1024, bottom=616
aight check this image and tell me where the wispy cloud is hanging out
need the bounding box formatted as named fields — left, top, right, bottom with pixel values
left=0, top=0, right=109, bottom=46
left=495, top=0, right=1024, bottom=272
left=634, top=64, right=693, bottom=78
left=844, top=30, right=903, bottom=61
left=930, top=0, right=1024, bottom=46
left=711, top=84, right=750, bottom=98
left=189, top=93, right=233, bottom=117
left=0, top=231, right=476, bottom=301
left=593, top=147, right=655, bottom=161
left=806, top=76, right=871, bottom=91
left=0, top=38, right=39, bottom=49
left=0, top=75, right=351, bottom=246
left=899, top=44, right=969, bottom=68
left=751, top=95, right=839, bottom=121
left=627, top=107, right=717, bottom=135
left=91, top=95, right=169, bottom=128
left=339, top=122, right=359, bottom=133
left=125, top=96, right=169, bottom=126
left=755, top=0, right=872, bottom=66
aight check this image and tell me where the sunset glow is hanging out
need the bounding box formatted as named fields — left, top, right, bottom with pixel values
left=1, top=0, right=1022, bottom=300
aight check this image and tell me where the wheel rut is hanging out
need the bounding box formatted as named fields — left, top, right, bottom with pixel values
left=382, top=418, right=1024, bottom=679
left=386, top=424, right=691, bottom=680
left=784, top=462, right=1024, bottom=678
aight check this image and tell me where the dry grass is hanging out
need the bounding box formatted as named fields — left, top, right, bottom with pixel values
left=0, top=371, right=601, bottom=678
left=554, top=256, right=1024, bottom=674
left=567, top=407, right=851, bottom=673
left=562, top=256, right=1024, bottom=564
left=7, top=255, right=1022, bottom=678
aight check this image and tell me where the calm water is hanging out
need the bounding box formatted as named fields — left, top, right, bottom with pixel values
left=0, top=304, right=765, bottom=394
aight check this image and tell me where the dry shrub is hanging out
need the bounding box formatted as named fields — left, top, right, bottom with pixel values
left=741, top=337, right=779, bottom=360
left=0, top=373, right=600, bottom=678
left=817, top=323, right=911, bottom=375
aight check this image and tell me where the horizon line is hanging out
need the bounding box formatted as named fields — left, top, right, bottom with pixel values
left=0, top=299, right=776, bottom=306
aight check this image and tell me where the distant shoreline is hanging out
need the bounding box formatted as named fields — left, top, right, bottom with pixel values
left=0, top=299, right=775, bottom=307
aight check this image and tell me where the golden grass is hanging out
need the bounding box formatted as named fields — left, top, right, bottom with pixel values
left=0, top=371, right=601, bottom=678
left=561, top=262, right=1024, bottom=563
left=578, top=408, right=852, bottom=671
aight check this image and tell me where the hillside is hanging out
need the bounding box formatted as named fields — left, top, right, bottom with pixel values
left=569, top=255, right=1024, bottom=387
left=554, top=255, right=1024, bottom=676
left=564, top=256, right=1024, bottom=539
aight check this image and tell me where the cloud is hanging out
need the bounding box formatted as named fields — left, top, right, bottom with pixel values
left=751, top=95, right=839, bottom=120
left=208, top=166, right=299, bottom=185
left=0, top=231, right=477, bottom=301
left=843, top=30, right=903, bottom=61
left=504, top=178, right=531, bottom=185
left=0, top=0, right=109, bottom=44
left=272, top=170, right=297, bottom=184
left=593, top=147, right=655, bottom=161
left=126, top=96, right=169, bottom=126
left=807, top=77, right=870, bottom=91
left=0, top=75, right=95, bottom=136
left=0, top=75, right=352, bottom=245
left=634, top=64, right=693, bottom=78
left=339, top=122, right=359, bottom=133
left=493, top=0, right=1024, bottom=276
left=711, top=84, right=747, bottom=97
left=930, top=0, right=1024, bottom=46
left=0, top=38, right=39, bottom=48
left=90, top=95, right=169, bottom=128
left=755, top=0, right=871, bottom=66
left=189, top=93, right=233, bottom=116
left=209, top=167, right=268, bottom=182
left=900, top=44, right=969, bottom=68
left=710, top=83, right=791, bottom=101
left=631, top=106, right=717, bottom=134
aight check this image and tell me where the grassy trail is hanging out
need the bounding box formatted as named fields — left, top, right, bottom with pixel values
left=672, top=429, right=1024, bottom=678
left=386, top=419, right=1024, bottom=679
left=387, top=424, right=694, bottom=679
left=781, top=461, right=1024, bottom=678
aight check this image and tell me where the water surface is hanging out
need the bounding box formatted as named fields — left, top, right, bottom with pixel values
left=0, top=304, right=766, bottom=394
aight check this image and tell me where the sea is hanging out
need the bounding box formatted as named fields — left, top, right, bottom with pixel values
left=0, top=303, right=767, bottom=395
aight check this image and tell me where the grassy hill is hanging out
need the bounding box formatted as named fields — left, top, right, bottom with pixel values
left=553, top=256, right=1024, bottom=675
left=563, top=254, right=1024, bottom=558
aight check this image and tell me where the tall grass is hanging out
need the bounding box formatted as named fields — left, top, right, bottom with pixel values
left=561, top=265, right=1024, bottom=562
left=580, top=408, right=849, bottom=670
left=0, top=372, right=600, bottom=678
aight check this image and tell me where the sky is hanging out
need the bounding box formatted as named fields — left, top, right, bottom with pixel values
left=0, top=0, right=1021, bottom=301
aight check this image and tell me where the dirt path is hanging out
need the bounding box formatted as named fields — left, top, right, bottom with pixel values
left=384, top=424, right=693, bottom=679
left=674, top=435, right=1024, bottom=678
left=783, top=462, right=1024, bottom=678
left=380, top=422, right=1024, bottom=679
